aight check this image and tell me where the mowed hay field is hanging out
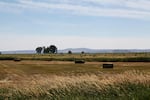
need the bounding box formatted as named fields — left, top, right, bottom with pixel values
left=0, top=53, right=150, bottom=99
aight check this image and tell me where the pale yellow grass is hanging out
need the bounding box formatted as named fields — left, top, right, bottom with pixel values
left=0, top=70, right=150, bottom=96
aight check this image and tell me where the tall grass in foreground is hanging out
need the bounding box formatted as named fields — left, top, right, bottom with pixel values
left=0, top=70, right=150, bottom=100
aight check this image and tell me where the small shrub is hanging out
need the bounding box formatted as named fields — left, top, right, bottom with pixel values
left=68, top=50, right=72, bottom=54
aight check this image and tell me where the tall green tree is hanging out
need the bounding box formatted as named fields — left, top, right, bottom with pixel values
left=35, top=47, right=43, bottom=54
left=43, top=46, right=50, bottom=54
left=49, top=45, right=57, bottom=54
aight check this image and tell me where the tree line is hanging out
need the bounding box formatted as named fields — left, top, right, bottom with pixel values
left=36, top=45, right=85, bottom=54
left=36, top=45, right=57, bottom=54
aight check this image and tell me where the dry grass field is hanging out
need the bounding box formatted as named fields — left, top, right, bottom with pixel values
left=0, top=53, right=150, bottom=99
left=0, top=60, right=150, bottom=75
left=0, top=53, right=150, bottom=62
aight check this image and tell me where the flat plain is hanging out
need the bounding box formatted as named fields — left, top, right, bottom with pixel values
left=0, top=53, right=150, bottom=99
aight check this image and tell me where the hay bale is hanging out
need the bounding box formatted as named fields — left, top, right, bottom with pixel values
left=103, top=64, right=113, bottom=68
left=14, top=58, right=21, bottom=62
left=75, top=60, right=85, bottom=64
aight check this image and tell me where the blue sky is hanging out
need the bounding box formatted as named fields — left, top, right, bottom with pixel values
left=0, top=0, right=150, bottom=50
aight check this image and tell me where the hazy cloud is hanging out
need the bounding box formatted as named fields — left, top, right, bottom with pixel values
left=0, top=0, right=150, bottom=19
left=0, top=35, right=149, bottom=50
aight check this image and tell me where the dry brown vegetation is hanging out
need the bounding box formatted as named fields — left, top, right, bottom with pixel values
left=0, top=70, right=150, bottom=99
left=0, top=53, right=150, bottom=99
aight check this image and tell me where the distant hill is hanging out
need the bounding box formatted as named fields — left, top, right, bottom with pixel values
left=59, top=48, right=94, bottom=53
left=1, top=50, right=36, bottom=54
left=59, top=48, right=150, bottom=53
left=1, top=48, right=150, bottom=54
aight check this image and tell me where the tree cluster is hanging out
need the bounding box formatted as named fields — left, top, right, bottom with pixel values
left=36, top=45, right=57, bottom=54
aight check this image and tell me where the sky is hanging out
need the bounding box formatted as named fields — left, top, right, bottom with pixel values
left=0, top=0, right=150, bottom=51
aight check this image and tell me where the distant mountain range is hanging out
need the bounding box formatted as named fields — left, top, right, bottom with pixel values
left=1, top=50, right=36, bottom=54
left=1, top=48, right=150, bottom=54
left=59, top=48, right=150, bottom=53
